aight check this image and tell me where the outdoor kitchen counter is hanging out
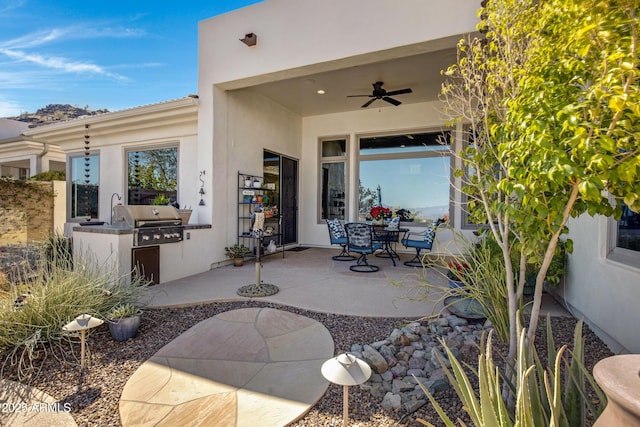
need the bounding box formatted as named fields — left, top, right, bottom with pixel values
left=71, top=223, right=211, bottom=234
left=71, top=223, right=214, bottom=284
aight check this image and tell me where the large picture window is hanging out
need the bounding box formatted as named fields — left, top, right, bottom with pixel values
left=608, top=202, right=640, bottom=267
left=69, top=152, right=99, bottom=220
left=320, top=138, right=347, bottom=221
left=127, top=146, right=178, bottom=205
left=358, top=131, right=450, bottom=224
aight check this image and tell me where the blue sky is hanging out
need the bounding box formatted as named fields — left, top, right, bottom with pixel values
left=0, top=0, right=261, bottom=117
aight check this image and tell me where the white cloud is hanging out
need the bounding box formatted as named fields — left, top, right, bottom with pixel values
left=0, top=48, right=128, bottom=81
left=0, top=98, right=23, bottom=117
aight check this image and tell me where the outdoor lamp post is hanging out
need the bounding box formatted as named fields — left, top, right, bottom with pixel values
left=321, top=353, right=372, bottom=427
left=62, top=314, right=104, bottom=369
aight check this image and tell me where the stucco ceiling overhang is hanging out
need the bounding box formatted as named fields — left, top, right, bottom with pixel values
left=219, top=36, right=471, bottom=117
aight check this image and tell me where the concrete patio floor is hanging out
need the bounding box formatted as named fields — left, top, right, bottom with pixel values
left=144, top=247, right=450, bottom=318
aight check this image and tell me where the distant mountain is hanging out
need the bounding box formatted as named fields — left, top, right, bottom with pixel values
left=8, top=104, right=109, bottom=126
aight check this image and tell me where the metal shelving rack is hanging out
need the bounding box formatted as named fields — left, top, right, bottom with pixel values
left=237, top=171, right=283, bottom=257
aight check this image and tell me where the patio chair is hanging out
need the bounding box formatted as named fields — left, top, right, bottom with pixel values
left=401, top=226, right=436, bottom=267
left=326, top=218, right=356, bottom=261
left=345, top=223, right=383, bottom=272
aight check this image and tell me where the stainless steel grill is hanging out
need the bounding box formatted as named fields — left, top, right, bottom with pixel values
left=113, top=205, right=184, bottom=246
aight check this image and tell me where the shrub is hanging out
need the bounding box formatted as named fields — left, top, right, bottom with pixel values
left=224, top=244, right=251, bottom=259
left=0, top=245, right=151, bottom=379
left=29, top=170, right=65, bottom=181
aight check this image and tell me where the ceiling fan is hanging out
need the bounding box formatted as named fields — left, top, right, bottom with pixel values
left=347, top=81, right=413, bottom=108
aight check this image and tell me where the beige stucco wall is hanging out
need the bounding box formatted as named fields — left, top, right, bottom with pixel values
left=197, top=0, right=478, bottom=259
left=210, top=88, right=302, bottom=261
left=554, top=214, right=640, bottom=353
left=198, top=0, right=478, bottom=88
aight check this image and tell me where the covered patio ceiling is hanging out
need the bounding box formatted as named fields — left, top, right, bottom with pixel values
left=231, top=46, right=459, bottom=117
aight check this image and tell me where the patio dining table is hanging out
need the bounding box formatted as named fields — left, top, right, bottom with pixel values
left=373, top=226, right=409, bottom=266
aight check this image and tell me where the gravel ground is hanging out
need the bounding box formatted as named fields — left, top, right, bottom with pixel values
left=1, top=300, right=613, bottom=427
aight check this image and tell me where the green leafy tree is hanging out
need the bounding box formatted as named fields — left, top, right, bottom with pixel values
left=359, top=180, right=377, bottom=214
left=442, top=0, right=639, bottom=378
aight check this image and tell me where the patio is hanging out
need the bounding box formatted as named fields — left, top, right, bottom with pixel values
left=144, top=247, right=447, bottom=317
left=144, top=246, right=568, bottom=317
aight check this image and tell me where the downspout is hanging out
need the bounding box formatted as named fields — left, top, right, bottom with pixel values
left=35, top=141, right=50, bottom=175
left=22, top=134, right=50, bottom=176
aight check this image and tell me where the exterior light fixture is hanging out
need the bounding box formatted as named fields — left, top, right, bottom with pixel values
left=321, top=353, right=372, bottom=427
left=62, top=314, right=104, bottom=370
left=240, top=33, right=257, bottom=46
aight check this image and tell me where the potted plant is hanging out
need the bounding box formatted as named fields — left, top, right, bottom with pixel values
left=369, top=206, right=392, bottom=225
left=107, top=303, right=142, bottom=341
left=151, top=194, right=171, bottom=205
left=447, top=261, right=471, bottom=289
left=225, top=244, right=252, bottom=266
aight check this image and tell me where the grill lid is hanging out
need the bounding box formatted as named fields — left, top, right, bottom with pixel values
left=113, top=205, right=181, bottom=228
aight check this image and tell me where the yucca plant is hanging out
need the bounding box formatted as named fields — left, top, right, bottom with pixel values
left=415, top=316, right=606, bottom=427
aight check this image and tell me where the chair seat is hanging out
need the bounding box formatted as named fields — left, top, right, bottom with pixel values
left=401, top=238, right=432, bottom=250
left=331, top=237, right=348, bottom=245
left=349, top=242, right=382, bottom=254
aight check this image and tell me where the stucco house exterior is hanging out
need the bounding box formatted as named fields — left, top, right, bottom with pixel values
left=19, top=0, right=639, bottom=353
left=0, top=118, right=65, bottom=178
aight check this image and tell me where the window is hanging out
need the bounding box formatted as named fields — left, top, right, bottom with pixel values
left=320, top=139, right=347, bottom=221
left=608, top=202, right=640, bottom=267
left=358, top=131, right=450, bottom=224
left=127, top=146, right=178, bottom=205
left=69, top=152, right=99, bottom=220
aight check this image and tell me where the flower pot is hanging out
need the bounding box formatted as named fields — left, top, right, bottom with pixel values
left=108, top=313, right=142, bottom=341
left=244, top=178, right=252, bottom=187
left=448, top=279, right=465, bottom=289
left=233, top=257, right=244, bottom=267
left=177, top=209, right=192, bottom=225
left=253, top=180, right=261, bottom=188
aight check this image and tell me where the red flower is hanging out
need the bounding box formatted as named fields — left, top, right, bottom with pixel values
left=370, top=206, right=392, bottom=220
left=447, top=262, right=470, bottom=282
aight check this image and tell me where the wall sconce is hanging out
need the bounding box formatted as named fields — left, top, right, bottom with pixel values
left=198, top=170, right=206, bottom=206
left=240, top=32, right=257, bottom=46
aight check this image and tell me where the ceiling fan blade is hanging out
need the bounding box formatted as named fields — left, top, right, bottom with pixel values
left=385, top=88, right=412, bottom=96
left=383, top=97, right=401, bottom=106
left=347, top=94, right=372, bottom=98
left=361, top=98, right=377, bottom=108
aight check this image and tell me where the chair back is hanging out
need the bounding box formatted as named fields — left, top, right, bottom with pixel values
left=387, top=217, right=400, bottom=230
left=423, top=226, right=436, bottom=247
left=326, top=218, right=346, bottom=242
left=345, top=223, right=373, bottom=250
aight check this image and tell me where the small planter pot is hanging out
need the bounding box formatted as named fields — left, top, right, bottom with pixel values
left=448, top=279, right=465, bottom=289
left=233, top=257, right=244, bottom=267
left=108, top=312, right=142, bottom=341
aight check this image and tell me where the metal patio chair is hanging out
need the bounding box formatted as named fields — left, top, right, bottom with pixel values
left=326, top=218, right=356, bottom=261
left=345, top=222, right=383, bottom=272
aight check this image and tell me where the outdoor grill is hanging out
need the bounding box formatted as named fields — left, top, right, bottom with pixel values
left=113, top=205, right=184, bottom=247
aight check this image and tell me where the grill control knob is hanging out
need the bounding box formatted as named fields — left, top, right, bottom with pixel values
left=142, top=235, right=150, bottom=241
left=154, top=234, right=161, bottom=240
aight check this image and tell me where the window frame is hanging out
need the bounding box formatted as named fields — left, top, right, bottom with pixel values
left=67, top=150, right=100, bottom=222
left=125, top=144, right=179, bottom=206
left=607, top=208, right=640, bottom=269
left=357, top=129, right=453, bottom=227
left=318, top=137, right=348, bottom=223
